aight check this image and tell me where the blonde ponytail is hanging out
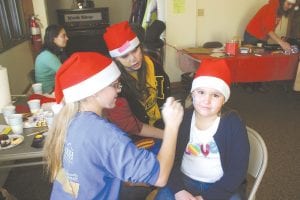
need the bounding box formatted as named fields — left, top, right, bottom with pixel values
left=43, top=101, right=79, bottom=182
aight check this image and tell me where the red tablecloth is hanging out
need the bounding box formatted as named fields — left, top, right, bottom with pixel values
left=179, top=51, right=300, bottom=83
left=15, top=94, right=55, bottom=114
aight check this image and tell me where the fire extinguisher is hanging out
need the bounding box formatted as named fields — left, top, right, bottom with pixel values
left=29, top=15, right=42, bottom=52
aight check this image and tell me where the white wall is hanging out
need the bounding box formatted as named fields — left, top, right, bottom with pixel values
left=196, top=0, right=268, bottom=45
left=165, top=0, right=197, bottom=82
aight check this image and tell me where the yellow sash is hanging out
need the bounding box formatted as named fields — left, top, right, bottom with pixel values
left=129, top=56, right=161, bottom=125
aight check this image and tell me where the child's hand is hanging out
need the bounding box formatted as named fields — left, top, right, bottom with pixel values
left=162, top=97, right=183, bottom=129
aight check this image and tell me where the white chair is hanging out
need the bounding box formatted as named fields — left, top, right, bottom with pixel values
left=246, top=126, right=268, bottom=200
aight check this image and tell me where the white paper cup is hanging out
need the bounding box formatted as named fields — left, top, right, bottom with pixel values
left=2, top=105, right=16, bottom=124
left=8, top=114, right=23, bottom=134
left=32, top=83, right=43, bottom=94
left=27, top=99, right=41, bottom=114
left=257, top=43, right=263, bottom=48
left=44, top=111, right=54, bottom=127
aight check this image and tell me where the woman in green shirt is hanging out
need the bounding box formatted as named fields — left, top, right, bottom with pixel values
left=35, top=24, right=68, bottom=94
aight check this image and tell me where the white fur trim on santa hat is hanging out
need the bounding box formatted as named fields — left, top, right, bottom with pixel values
left=191, top=76, right=231, bottom=102
left=287, top=0, right=296, bottom=4
left=63, top=62, right=121, bottom=103
left=109, top=37, right=140, bottom=57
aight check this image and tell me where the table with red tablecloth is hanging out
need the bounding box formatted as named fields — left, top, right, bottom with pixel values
left=178, top=50, right=300, bottom=85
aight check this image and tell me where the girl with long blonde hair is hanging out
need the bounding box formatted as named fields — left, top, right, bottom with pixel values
left=43, top=52, right=183, bottom=199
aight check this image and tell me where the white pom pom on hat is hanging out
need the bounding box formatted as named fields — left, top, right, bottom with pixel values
left=191, top=59, right=232, bottom=102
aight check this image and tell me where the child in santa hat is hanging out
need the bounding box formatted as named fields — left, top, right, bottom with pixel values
left=103, top=21, right=170, bottom=146
left=156, top=59, right=250, bottom=200
left=43, top=52, right=183, bottom=199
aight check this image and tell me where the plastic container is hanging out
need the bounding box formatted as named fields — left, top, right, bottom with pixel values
left=225, top=41, right=239, bottom=56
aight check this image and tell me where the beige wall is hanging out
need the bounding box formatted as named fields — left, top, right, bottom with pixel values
left=271, top=16, right=289, bottom=43
left=0, top=1, right=45, bottom=185
left=196, top=0, right=268, bottom=45
left=165, top=0, right=197, bottom=82
left=95, top=0, right=131, bottom=24
left=0, top=0, right=48, bottom=94
left=0, top=41, right=34, bottom=94
left=196, top=0, right=288, bottom=45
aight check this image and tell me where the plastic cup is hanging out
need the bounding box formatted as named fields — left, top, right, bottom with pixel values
left=257, top=43, right=263, bottom=48
left=44, top=111, right=54, bottom=127
left=2, top=105, right=16, bottom=125
left=8, top=114, right=23, bottom=134
left=27, top=99, right=41, bottom=114
left=32, top=83, right=43, bottom=94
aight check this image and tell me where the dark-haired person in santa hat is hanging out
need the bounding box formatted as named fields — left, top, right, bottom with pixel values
left=43, top=52, right=183, bottom=199
left=156, top=59, right=250, bottom=200
left=103, top=21, right=171, bottom=154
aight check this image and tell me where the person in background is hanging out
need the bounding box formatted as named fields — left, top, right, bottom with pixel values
left=156, top=59, right=250, bottom=200
left=244, top=0, right=295, bottom=51
left=35, top=24, right=68, bottom=94
left=243, top=0, right=296, bottom=93
left=43, top=52, right=183, bottom=200
left=103, top=21, right=170, bottom=152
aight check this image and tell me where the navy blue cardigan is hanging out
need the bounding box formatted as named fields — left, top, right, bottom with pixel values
left=168, top=109, right=250, bottom=200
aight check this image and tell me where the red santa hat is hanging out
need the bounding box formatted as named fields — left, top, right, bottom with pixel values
left=103, top=21, right=140, bottom=57
left=55, top=52, right=121, bottom=103
left=191, top=59, right=231, bottom=102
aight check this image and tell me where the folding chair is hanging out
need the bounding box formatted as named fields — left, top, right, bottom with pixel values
left=246, top=126, right=268, bottom=200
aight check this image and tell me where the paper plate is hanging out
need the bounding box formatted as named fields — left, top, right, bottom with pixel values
left=0, top=134, right=24, bottom=150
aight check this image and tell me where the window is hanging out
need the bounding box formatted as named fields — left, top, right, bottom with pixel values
left=0, top=0, right=28, bottom=53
